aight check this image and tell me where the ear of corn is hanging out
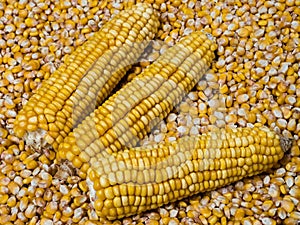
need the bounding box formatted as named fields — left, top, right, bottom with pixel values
left=86, top=126, right=287, bottom=220
left=57, top=31, right=217, bottom=178
left=13, top=3, right=160, bottom=150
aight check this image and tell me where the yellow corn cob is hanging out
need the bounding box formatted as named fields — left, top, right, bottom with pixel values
left=87, top=126, right=290, bottom=220
left=13, top=3, right=160, bottom=150
left=57, top=31, right=217, bottom=178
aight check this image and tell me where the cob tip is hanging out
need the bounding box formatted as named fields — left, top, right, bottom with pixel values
left=280, top=136, right=294, bottom=153
left=23, top=129, right=48, bottom=151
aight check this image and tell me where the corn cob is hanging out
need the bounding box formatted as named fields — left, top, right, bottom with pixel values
left=57, top=31, right=217, bottom=178
left=13, top=3, right=160, bottom=150
left=86, top=126, right=290, bottom=220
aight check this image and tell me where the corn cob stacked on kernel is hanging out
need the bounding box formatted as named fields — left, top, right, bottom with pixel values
left=57, top=31, right=217, bottom=178
left=12, top=3, right=292, bottom=220
left=87, top=126, right=289, bottom=220
left=54, top=29, right=292, bottom=220
left=13, top=3, right=160, bottom=150
left=1, top=0, right=299, bottom=224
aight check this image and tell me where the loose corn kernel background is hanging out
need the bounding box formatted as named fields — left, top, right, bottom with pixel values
left=0, top=0, right=300, bottom=224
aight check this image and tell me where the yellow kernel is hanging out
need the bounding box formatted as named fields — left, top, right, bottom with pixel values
left=25, top=18, right=37, bottom=27
left=236, top=27, right=250, bottom=37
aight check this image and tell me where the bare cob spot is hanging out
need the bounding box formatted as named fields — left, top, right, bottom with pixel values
left=280, top=137, right=294, bottom=153
left=22, top=129, right=48, bottom=151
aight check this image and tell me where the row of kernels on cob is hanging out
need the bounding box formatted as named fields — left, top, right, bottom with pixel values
left=57, top=31, right=217, bottom=179
left=87, top=127, right=286, bottom=220
left=13, top=3, right=160, bottom=150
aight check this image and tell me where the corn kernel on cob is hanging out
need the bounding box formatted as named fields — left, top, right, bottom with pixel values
left=13, top=3, right=160, bottom=150
left=87, top=126, right=290, bottom=220
left=57, top=31, right=217, bottom=178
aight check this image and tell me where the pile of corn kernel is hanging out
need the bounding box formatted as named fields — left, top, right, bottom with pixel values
left=0, top=0, right=299, bottom=224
